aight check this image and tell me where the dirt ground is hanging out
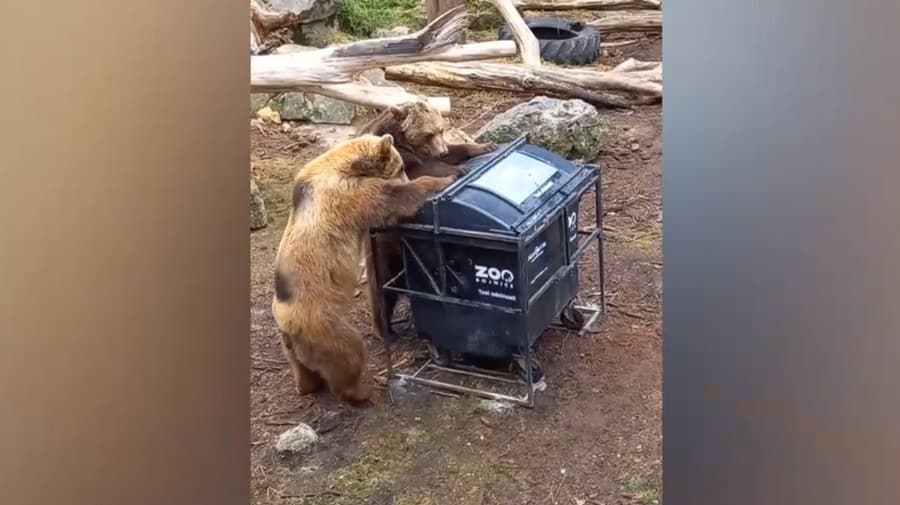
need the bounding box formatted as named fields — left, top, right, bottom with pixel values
left=250, top=31, right=662, bottom=505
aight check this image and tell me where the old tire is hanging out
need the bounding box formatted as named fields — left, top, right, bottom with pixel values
left=497, top=18, right=601, bottom=66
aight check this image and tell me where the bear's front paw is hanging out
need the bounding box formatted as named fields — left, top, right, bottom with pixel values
left=422, top=175, right=455, bottom=193
left=478, top=143, right=498, bottom=154
left=452, top=164, right=471, bottom=177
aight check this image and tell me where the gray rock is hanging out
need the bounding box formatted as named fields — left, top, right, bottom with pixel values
left=250, top=91, right=355, bottom=125
left=277, top=92, right=355, bottom=124
left=374, top=26, right=411, bottom=38
left=250, top=93, right=274, bottom=117
left=358, top=69, right=400, bottom=88
left=263, top=0, right=338, bottom=44
left=474, top=97, right=611, bottom=160
left=252, top=44, right=356, bottom=124
left=299, top=20, right=338, bottom=48
left=250, top=179, right=268, bottom=231
left=265, top=0, right=337, bottom=23
left=275, top=422, right=319, bottom=453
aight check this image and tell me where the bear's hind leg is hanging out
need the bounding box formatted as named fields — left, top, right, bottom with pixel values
left=313, top=319, right=372, bottom=405
left=281, top=332, right=324, bottom=394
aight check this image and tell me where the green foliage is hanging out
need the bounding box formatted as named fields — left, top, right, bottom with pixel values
left=624, top=476, right=660, bottom=505
left=336, top=0, right=424, bottom=37
left=466, top=0, right=504, bottom=31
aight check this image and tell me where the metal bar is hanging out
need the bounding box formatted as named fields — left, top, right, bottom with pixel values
left=517, top=240, right=529, bottom=314
left=580, top=304, right=602, bottom=335
left=431, top=197, right=440, bottom=235
left=434, top=236, right=447, bottom=294
left=381, top=285, right=523, bottom=314
left=381, top=268, right=406, bottom=290
left=400, top=237, right=441, bottom=295
left=570, top=228, right=601, bottom=264
left=400, top=359, right=535, bottom=406
left=525, top=228, right=600, bottom=308
left=383, top=288, right=521, bottom=313
left=370, top=231, right=396, bottom=378
left=392, top=224, right=519, bottom=244
left=523, top=349, right=534, bottom=407
left=595, top=175, right=606, bottom=316
left=408, top=359, right=432, bottom=379
left=427, top=364, right=523, bottom=384
left=398, top=374, right=532, bottom=407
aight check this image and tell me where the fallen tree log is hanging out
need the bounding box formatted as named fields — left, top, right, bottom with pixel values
left=250, top=0, right=301, bottom=36
left=253, top=40, right=518, bottom=90
left=513, top=0, right=661, bottom=10
left=490, top=0, right=542, bottom=66
left=251, top=7, right=518, bottom=89
left=320, top=83, right=451, bottom=114
left=250, top=18, right=262, bottom=55
left=385, top=61, right=661, bottom=108
left=613, top=57, right=661, bottom=74
left=250, top=0, right=333, bottom=54
left=588, top=11, right=662, bottom=32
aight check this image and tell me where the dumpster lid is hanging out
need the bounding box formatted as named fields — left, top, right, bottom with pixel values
left=396, top=135, right=596, bottom=238
left=466, top=150, right=560, bottom=206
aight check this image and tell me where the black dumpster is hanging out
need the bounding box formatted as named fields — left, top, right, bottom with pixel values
left=371, top=135, right=604, bottom=390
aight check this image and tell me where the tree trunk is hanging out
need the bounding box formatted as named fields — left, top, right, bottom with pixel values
left=513, top=0, right=661, bottom=10
left=490, top=0, right=542, bottom=67
left=319, top=83, right=452, bottom=114
left=251, top=7, right=518, bottom=89
left=384, top=61, right=662, bottom=108
left=588, top=11, right=662, bottom=32
left=425, top=0, right=466, bottom=22
left=250, top=18, right=262, bottom=55
left=613, top=58, right=661, bottom=73
left=250, top=0, right=332, bottom=32
left=250, top=0, right=297, bottom=35
left=252, top=40, right=517, bottom=90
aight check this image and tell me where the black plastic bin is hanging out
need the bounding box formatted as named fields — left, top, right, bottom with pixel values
left=372, top=135, right=604, bottom=379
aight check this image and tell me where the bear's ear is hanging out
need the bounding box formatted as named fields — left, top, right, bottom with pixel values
left=389, top=104, right=409, bottom=120
left=379, top=134, right=394, bottom=159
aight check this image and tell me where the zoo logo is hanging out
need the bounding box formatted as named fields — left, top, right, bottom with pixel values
left=568, top=211, right=577, bottom=230
left=474, top=264, right=515, bottom=289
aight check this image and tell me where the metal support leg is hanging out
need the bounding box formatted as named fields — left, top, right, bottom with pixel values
left=524, top=348, right=535, bottom=407
left=371, top=231, right=395, bottom=380
left=594, top=176, right=606, bottom=318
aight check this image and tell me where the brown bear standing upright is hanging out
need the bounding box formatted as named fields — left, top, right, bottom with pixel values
left=355, top=102, right=497, bottom=341
left=272, top=133, right=455, bottom=404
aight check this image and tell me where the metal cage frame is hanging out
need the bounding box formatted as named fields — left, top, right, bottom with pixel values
left=369, top=156, right=606, bottom=408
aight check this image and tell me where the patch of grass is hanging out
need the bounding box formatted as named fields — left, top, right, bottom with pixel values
left=323, top=430, right=423, bottom=503
left=623, top=476, right=660, bottom=505
left=336, top=0, right=424, bottom=37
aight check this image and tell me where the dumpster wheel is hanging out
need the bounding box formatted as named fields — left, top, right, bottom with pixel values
left=560, top=304, right=587, bottom=331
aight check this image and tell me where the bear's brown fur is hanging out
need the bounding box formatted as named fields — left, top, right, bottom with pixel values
left=356, top=102, right=497, bottom=341
left=272, top=133, right=455, bottom=403
left=357, top=101, right=497, bottom=179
